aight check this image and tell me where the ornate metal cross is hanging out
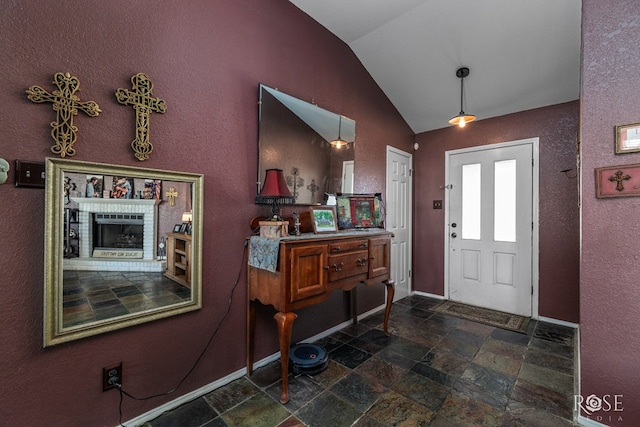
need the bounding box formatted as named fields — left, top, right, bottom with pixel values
left=609, top=170, right=631, bottom=192
left=165, top=187, right=178, bottom=206
left=115, top=73, right=167, bottom=161
left=26, top=72, right=101, bottom=157
left=307, top=179, right=320, bottom=204
left=286, top=167, right=304, bottom=202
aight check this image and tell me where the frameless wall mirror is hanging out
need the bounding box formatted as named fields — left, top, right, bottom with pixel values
left=258, top=84, right=356, bottom=205
left=44, top=158, right=204, bottom=346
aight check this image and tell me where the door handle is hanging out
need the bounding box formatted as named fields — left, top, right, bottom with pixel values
left=451, top=232, right=457, bottom=238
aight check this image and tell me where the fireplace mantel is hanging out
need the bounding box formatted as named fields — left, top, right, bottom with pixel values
left=71, top=197, right=160, bottom=213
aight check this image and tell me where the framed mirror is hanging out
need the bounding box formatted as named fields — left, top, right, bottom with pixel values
left=44, top=158, right=204, bottom=346
left=258, top=84, right=356, bottom=205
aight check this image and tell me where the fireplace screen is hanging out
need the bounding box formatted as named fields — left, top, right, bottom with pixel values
left=93, top=213, right=144, bottom=251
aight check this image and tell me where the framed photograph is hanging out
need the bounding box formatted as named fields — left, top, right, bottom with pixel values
left=179, top=223, right=188, bottom=234
left=85, top=175, right=103, bottom=198
left=310, top=206, right=338, bottom=233
left=173, top=224, right=182, bottom=233
left=336, top=193, right=384, bottom=229
left=143, top=179, right=162, bottom=200
left=112, top=176, right=134, bottom=199
left=595, top=163, right=640, bottom=198
left=615, top=123, right=640, bottom=154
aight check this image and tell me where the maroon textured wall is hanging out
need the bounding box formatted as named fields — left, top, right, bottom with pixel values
left=414, top=101, right=580, bottom=323
left=0, top=0, right=413, bottom=425
left=581, top=1, right=640, bottom=424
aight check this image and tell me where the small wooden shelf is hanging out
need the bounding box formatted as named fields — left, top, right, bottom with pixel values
left=165, top=232, right=191, bottom=288
left=64, top=207, right=80, bottom=258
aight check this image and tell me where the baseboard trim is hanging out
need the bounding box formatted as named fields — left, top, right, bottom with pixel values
left=121, top=303, right=388, bottom=427
left=299, top=304, right=386, bottom=344
left=412, top=291, right=445, bottom=300
left=121, top=364, right=255, bottom=427
left=538, top=315, right=579, bottom=329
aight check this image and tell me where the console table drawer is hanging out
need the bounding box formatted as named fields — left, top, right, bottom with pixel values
left=328, top=240, right=368, bottom=253
left=328, top=250, right=368, bottom=282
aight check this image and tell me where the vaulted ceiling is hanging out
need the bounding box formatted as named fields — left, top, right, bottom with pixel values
left=290, top=0, right=582, bottom=133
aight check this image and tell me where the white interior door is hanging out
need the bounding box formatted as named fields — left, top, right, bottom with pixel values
left=342, top=160, right=354, bottom=194
left=446, top=141, right=535, bottom=316
left=386, top=146, right=412, bottom=301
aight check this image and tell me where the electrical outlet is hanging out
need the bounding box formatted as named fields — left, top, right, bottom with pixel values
left=102, top=362, right=123, bottom=391
left=433, top=200, right=443, bottom=209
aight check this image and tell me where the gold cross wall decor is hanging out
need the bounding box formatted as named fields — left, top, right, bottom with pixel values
left=165, top=187, right=178, bottom=206
left=115, top=73, right=167, bottom=161
left=26, top=72, right=101, bottom=157
left=609, top=170, right=631, bottom=192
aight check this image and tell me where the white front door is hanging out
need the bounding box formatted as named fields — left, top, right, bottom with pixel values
left=446, top=140, right=536, bottom=316
left=342, top=160, right=354, bottom=193
left=386, top=146, right=412, bottom=301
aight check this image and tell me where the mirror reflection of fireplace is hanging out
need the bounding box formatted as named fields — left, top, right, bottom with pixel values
left=92, top=213, right=144, bottom=255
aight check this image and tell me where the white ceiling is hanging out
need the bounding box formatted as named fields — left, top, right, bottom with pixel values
left=289, top=0, right=582, bottom=133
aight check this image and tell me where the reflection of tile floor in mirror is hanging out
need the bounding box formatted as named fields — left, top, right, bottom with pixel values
left=62, top=271, right=190, bottom=327
left=145, top=295, right=578, bottom=427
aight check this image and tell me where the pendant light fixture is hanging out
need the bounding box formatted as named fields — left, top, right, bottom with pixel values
left=448, top=67, right=476, bottom=128
left=330, top=115, right=347, bottom=148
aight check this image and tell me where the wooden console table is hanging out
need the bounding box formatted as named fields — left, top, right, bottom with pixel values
left=246, top=230, right=394, bottom=404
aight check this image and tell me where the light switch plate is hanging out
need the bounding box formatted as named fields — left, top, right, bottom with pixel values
left=15, top=160, right=45, bottom=188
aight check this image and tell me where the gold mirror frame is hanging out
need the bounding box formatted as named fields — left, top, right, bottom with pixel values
left=44, top=158, right=203, bottom=346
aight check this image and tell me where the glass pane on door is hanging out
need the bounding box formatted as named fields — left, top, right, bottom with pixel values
left=494, top=159, right=516, bottom=242
left=462, top=163, right=481, bottom=240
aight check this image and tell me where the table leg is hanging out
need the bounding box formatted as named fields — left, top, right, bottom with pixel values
left=246, top=300, right=256, bottom=375
left=274, top=311, right=297, bottom=404
left=350, top=287, right=358, bottom=325
left=383, top=279, right=395, bottom=335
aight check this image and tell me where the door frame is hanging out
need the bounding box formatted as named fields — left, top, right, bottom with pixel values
left=443, top=138, right=540, bottom=319
left=386, top=145, right=413, bottom=301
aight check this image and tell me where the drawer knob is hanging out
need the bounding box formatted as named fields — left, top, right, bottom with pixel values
left=332, top=262, right=344, bottom=272
left=357, top=258, right=367, bottom=267
left=333, top=246, right=341, bottom=252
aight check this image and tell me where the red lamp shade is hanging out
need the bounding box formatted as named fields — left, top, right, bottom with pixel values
left=259, top=168, right=292, bottom=197
left=255, top=169, right=295, bottom=218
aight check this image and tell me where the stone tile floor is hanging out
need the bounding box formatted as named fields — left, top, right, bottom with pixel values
left=63, top=271, right=190, bottom=327
left=145, top=295, right=577, bottom=426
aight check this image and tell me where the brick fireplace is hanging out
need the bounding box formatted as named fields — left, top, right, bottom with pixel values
left=65, top=198, right=165, bottom=272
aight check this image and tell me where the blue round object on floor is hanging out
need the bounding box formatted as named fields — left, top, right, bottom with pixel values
left=289, top=343, right=328, bottom=375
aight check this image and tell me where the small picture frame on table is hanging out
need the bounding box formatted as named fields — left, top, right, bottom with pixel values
left=173, top=224, right=182, bottom=233
left=310, top=206, right=338, bottom=234
left=179, top=223, right=188, bottom=234
left=615, top=123, right=640, bottom=154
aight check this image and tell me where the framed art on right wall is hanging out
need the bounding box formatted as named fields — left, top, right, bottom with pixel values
left=615, top=122, right=640, bottom=154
